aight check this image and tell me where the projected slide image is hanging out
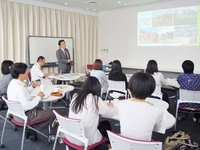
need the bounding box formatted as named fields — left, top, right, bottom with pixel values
left=139, top=28, right=158, bottom=44
left=158, top=27, right=174, bottom=43
left=174, top=26, right=198, bottom=45
left=174, top=7, right=198, bottom=25
left=138, top=5, right=200, bottom=46
left=152, top=10, right=173, bottom=27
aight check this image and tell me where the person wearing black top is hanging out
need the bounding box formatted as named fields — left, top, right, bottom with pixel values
left=108, top=60, right=128, bottom=89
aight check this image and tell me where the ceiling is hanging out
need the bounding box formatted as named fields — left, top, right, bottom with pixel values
left=33, top=0, right=178, bottom=12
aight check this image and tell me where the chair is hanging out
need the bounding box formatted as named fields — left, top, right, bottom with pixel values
left=0, top=96, right=16, bottom=130
left=27, top=72, right=31, bottom=81
left=86, top=64, right=93, bottom=77
left=107, top=130, right=162, bottom=150
left=174, top=89, right=200, bottom=131
left=105, top=80, right=127, bottom=100
left=0, top=96, right=53, bottom=150
left=151, top=84, right=162, bottom=100
left=52, top=110, right=108, bottom=150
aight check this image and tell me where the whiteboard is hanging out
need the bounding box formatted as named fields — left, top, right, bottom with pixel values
left=28, top=36, right=73, bottom=66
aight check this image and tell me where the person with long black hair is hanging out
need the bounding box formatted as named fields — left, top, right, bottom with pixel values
left=68, top=76, right=115, bottom=150
left=108, top=60, right=128, bottom=89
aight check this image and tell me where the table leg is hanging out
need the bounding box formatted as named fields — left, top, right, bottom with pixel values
left=43, top=102, right=48, bottom=110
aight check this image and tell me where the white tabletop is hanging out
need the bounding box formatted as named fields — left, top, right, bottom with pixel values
left=30, top=85, right=74, bottom=109
left=102, top=99, right=175, bottom=134
left=48, top=73, right=85, bottom=81
left=145, top=97, right=169, bottom=110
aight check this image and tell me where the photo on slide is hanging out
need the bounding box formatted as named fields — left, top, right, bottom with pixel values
left=174, top=6, right=198, bottom=26
left=174, top=26, right=198, bottom=46
left=152, top=10, right=173, bottom=27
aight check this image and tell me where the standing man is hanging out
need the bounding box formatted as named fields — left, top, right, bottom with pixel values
left=56, top=40, right=72, bottom=84
left=31, top=56, right=55, bottom=82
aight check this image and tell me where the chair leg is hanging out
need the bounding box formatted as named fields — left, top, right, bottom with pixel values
left=0, top=115, right=16, bottom=130
left=174, top=104, right=179, bottom=132
left=28, top=126, right=49, bottom=139
left=0, top=114, right=8, bottom=148
left=52, top=133, right=59, bottom=150
left=20, top=126, right=27, bottom=150
left=105, top=92, right=108, bottom=100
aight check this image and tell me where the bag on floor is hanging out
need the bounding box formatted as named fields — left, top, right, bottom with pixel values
left=163, top=131, right=199, bottom=150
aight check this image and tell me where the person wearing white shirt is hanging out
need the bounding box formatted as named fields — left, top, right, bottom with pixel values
left=145, top=60, right=169, bottom=103
left=31, top=56, right=55, bottom=81
left=119, top=72, right=163, bottom=141
left=7, top=62, right=54, bottom=140
left=68, top=76, right=115, bottom=150
left=90, top=59, right=108, bottom=93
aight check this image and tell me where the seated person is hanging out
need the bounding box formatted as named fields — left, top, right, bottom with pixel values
left=108, top=60, right=128, bottom=89
left=177, top=60, right=200, bottom=122
left=68, top=76, right=115, bottom=149
left=0, top=60, right=13, bottom=110
left=145, top=60, right=169, bottom=103
left=31, top=56, right=55, bottom=81
left=7, top=62, right=54, bottom=140
left=90, top=59, right=108, bottom=93
left=0, top=60, right=13, bottom=96
left=118, top=72, right=163, bottom=141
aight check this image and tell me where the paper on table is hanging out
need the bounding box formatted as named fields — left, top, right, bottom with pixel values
left=110, top=92, right=124, bottom=98
left=31, top=92, right=50, bottom=99
left=165, top=78, right=180, bottom=88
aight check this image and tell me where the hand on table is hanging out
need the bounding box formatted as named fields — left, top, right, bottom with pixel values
left=37, top=92, right=44, bottom=98
left=50, top=72, right=56, bottom=75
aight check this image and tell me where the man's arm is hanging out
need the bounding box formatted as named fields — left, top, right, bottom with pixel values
left=43, top=72, right=55, bottom=77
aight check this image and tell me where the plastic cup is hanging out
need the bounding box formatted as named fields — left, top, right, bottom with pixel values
left=40, top=84, right=44, bottom=92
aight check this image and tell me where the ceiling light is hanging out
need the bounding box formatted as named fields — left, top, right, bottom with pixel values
left=125, top=4, right=127, bottom=6
left=86, top=8, right=89, bottom=9
left=84, top=0, right=101, bottom=5
left=118, top=2, right=121, bottom=4
left=93, top=9, right=96, bottom=11
left=64, top=3, right=68, bottom=5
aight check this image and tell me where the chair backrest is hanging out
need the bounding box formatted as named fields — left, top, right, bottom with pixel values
left=27, top=72, right=31, bottom=81
left=87, top=64, right=93, bottom=70
left=107, top=131, right=162, bottom=150
left=108, top=80, right=126, bottom=91
left=2, top=96, right=27, bottom=121
left=107, top=80, right=127, bottom=99
left=179, top=89, right=200, bottom=102
left=53, top=110, right=88, bottom=147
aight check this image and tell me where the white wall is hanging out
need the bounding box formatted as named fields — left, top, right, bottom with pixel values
left=100, top=0, right=200, bottom=73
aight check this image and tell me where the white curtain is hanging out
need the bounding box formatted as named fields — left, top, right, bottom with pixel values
left=0, top=0, right=100, bottom=77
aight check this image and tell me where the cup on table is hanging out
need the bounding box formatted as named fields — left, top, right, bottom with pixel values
left=113, top=99, right=119, bottom=107
left=40, top=84, right=44, bottom=92
left=54, top=88, right=59, bottom=92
